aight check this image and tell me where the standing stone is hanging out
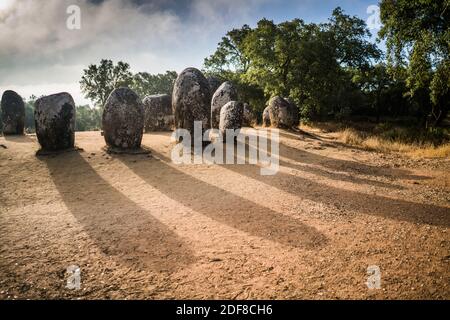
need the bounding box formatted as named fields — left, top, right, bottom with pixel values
left=34, top=92, right=75, bottom=151
left=263, top=106, right=271, bottom=127
left=219, top=101, right=243, bottom=141
left=211, top=81, right=238, bottom=128
left=242, top=103, right=256, bottom=127
left=1, top=90, right=25, bottom=135
left=172, top=68, right=211, bottom=138
left=285, top=97, right=300, bottom=126
left=143, top=94, right=173, bottom=132
left=102, top=87, right=144, bottom=150
left=267, top=96, right=299, bottom=128
left=207, top=76, right=222, bottom=96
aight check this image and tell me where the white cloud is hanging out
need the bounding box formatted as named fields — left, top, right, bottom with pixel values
left=0, top=0, right=274, bottom=104
left=6, top=82, right=91, bottom=105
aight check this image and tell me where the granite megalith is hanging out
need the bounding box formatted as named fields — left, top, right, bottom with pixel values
left=1, top=90, right=25, bottom=135
left=172, top=67, right=211, bottom=142
left=34, top=92, right=76, bottom=152
left=143, top=94, right=173, bottom=132
left=267, top=96, right=299, bottom=128
left=102, top=87, right=144, bottom=151
left=219, top=101, right=243, bottom=142
left=211, top=81, right=238, bottom=129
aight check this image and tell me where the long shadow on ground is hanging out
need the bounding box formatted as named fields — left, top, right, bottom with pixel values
left=221, top=141, right=449, bottom=227
left=117, top=151, right=329, bottom=250
left=44, top=151, right=195, bottom=272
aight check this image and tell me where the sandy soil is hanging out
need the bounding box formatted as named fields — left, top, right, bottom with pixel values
left=0, top=129, right=449, bottom=300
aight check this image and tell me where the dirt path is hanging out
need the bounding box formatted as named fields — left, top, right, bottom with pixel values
left=0, top=129, right=449, bottom=299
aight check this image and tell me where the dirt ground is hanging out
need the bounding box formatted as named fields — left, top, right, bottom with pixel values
left=0, top=128, right=449, bottom=300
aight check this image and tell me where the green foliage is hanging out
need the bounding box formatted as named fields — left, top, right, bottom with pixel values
left=379, top=0, right=450, bottom=126
left=204, top=7, right=382, bottom=122
left=24, top=95, right=37, bottom=132
left=204, top=25, right=252, bottom=73
left=131, top=71, right=177, bottom=97
left=204, top=25, right=266, bottom=115
left=75, top=105, right=102, bottom=131
left=80, top=59, right=179, bottom=109
left=80, top=59, right=133, bottom=108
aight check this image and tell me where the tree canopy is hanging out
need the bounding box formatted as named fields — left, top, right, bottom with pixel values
left=379, top=0, right=449, bottom=126
left=131, top=71, right=178, bottom=98
left=204, top=7, right=383, bottom=120
left=80, top=59, right=133, bottom=108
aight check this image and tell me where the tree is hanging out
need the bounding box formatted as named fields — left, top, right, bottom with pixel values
left=75, top=105, right=102, bottom=131
left=131, top=71, right=177, bottom=97
left=379, top=0, right=450, bottom=126
left=24, top=95, right=37, bottom=132
left=242, top=18, right=306, bottom=98
left=353, top=64, right=393, bottom=121
left=80, top=59, right=133, bottom=108
left=204, top=25, right=265, bottom=113
left=247, top=10, right=380, bottom=119
left=326, top=7, right=382, bottom=70
left=204, top=7, right=383, bottom=121
left=204, top=25, right=252, bottom=75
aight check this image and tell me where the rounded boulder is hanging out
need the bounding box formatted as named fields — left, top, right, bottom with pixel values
left=267, top=96, right=299, bottom=128
left=1, top=90, right=25, bottom=135
left=34, top=92, right=76, bottom=151
left=102, top=87, right=144, bottom=150
left=219, top=101, right=244, bottom=139
left=143, top=94, right=173, bottom=132
left=211, top=81, right=238, bottom=128
left=172, top=67, right=211, bottom=136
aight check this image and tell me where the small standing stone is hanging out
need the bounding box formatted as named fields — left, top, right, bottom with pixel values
left=102, top=88, right=144, bottom=150
left=1, top=90, right=25, bottom=135
left=219, top=101, right=244, bottom=141
left=211, top=81, right=238, bottom=129
left=267, top=96, right=299, bottom=128
left=143, top=94, right=173, bottom=132
left=34, top=92, right=75, bottom=151
left=263, top=106, right=271, bottom=127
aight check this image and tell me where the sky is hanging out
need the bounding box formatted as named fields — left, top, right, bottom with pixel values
left=0, top=0, right=383, bottom=106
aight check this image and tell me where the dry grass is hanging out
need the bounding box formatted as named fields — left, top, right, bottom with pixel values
left=337, top=127, right=450, bottom=158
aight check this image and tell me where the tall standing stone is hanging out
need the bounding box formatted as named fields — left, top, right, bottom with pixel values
left=102, top=87, right=144, bottom=151
left=143, top=94, right=173, bottom=132
left=211, top=81, right=238, bottom=129
left=34, top=92, right=76, bottom=151
left=172, top=68, right=211, bottom=139
left=1, top=90, right=25, bottom=135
